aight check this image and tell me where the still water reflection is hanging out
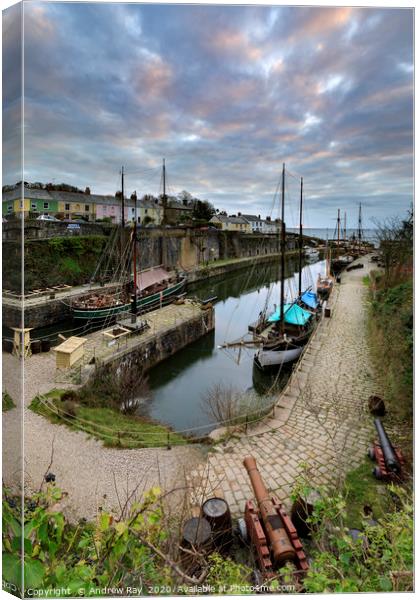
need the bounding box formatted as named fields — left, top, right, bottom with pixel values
left=143, top=257, right=326, bottom=435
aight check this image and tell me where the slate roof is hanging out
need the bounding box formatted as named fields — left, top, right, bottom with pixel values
left=242, top=214, right=261, bottom=222
left=2, top=186, right=136, bottom=207
left=212, top=214, right=249, bottom=225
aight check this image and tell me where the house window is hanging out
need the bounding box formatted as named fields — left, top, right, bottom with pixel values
left=145, top=209, right=148, bottom=214
left=20, top=200, right=23, bottom=208
left=65, top=203, right=70, bottom=210
left=31, top=202, right=36, bottom=210
left=85, top=205, right=89, bottom=212
left=43, top=202, right=49, bottom=209
left=65, top=213, right=70, bottom=219
left=7, top=204, right=13, bottom=212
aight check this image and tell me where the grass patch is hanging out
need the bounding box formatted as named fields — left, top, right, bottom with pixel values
left=29, top=389, right=188, bottom=448
left=343, top=459, right=393, bottom=529
left=2, top=392, right=15, bottom=412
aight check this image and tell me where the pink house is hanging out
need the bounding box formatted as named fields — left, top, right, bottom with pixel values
left=95, top=197, right=136, bottom=223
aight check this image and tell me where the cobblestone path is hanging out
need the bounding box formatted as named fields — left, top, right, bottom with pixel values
left=188, top=254, right=381, bottom=515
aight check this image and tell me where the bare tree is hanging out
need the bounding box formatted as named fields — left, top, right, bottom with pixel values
left=117, top=361, right=150, bottom=415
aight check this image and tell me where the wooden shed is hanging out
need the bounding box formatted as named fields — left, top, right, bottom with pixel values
left=54, top=336, right=87, bottom=369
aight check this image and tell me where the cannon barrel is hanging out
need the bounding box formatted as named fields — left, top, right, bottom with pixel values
left=243, top=456, right=296, bottom=565
left=374, top=418, right=401, bottom=474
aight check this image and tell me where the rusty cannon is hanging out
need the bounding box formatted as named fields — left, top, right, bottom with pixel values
left=368, top=418, right=404, bottom=482
left=242, top=456, right=308, bottom=580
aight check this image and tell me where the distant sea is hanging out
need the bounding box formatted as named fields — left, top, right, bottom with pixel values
left=287, top=227, right=378, bottom=246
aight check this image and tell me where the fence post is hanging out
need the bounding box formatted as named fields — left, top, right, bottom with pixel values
left=167, top=432, right=171, bottom=450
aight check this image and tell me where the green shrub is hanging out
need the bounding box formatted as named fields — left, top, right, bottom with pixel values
left=2, top=392, right=15, bottom=412
left=2, top=485, right=172, bottom=597
left=288, top=482, right=413, bottom=593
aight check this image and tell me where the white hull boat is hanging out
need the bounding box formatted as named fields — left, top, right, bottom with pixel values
left=255, top=344, right=303, bottom=368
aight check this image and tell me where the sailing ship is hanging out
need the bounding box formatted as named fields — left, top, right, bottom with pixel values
left=71, top=266, right=186, bottom=321
left=317, top=236, right=334, bottom=299
left=330, top=208, right=353, bottom=275
left=71, top=162, right=186, bottom=321
left=253, top=166, right=317, bottom=369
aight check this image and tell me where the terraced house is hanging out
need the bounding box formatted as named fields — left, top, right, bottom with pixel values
left=209, top=214, right=252, bottom=233
left=2, top=186, right=163, bottom=225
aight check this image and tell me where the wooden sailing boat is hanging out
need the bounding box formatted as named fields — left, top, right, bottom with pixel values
left=254, top=165, right=315, bottom=369
left=317, top=236, right=334, bottom=299
left=331, top=208, right=353, bottom=274
left=71, top=161, right=186, bottom=321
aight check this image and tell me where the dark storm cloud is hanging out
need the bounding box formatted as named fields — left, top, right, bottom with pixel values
left=3, top=2, right=413, bottom=226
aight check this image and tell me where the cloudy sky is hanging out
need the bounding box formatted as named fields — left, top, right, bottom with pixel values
left=2, top=1, right=414, bottom=227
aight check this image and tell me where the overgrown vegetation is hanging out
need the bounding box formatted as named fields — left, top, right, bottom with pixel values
left=2, top=484, right=171, bottom=597
left=2, top=482, right=259, bottom=598
left=29, top=369, right=187, bottom=448
left=30, top=395, right=187, bottom=448
left=342, top=459, right=393, bottom=529
left=367, top=207, right=413, bottom=453
left=287, top=477, right=413, bottom=593
left=2, top=392, right=15, bottom=412
left=3, top=466, right=413, bottom=597
left=3, top=236, right=109, bottom=291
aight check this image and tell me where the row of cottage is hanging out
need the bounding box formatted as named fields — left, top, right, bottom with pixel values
left=2, top=187, right=171, bottom=224
left=2, top=186, right=281, bottom=233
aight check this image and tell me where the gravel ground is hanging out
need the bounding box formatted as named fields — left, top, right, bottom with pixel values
left=2, top=349, right=205, bottom=521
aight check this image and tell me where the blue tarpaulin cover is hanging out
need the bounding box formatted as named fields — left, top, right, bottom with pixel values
left=301, top=290, right=319, bottom=310
left=268, top=303, right=312, bottom=326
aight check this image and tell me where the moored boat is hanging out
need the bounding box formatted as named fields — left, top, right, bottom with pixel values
left=72, top=270, right=186, bottom=321
left=71, top=163, right=187, bottom=322
left=252, top=166, right=315, bottom=369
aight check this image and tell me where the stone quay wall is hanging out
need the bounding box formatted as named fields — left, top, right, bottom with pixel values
left=88, top=306, right=215, bottom=378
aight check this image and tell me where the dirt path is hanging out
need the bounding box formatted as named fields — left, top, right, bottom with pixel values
left=187, top=254, right=380, bottom=515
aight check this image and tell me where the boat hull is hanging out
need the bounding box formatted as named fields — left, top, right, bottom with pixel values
left=72, top=279, right=186, bottom=321
left=255, top=345, right=303, bottom=368
left=254, top=327, right=312, bottom=369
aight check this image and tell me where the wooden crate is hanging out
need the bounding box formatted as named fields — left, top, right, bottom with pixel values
left=54, top=336, right=87, bottom=369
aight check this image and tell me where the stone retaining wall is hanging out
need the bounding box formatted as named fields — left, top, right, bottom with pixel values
left=86, top=306, right=215, bottom=378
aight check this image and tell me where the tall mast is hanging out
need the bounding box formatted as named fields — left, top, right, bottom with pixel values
left=120, top=166, right=125, bottom=267
left=337, top=209, right=341, bottom=255
left=162, top=158, right=167, bottom=225
left=121, top=166, right=125, bottom=229
left=131, top=219, right=137, bottom=322
left=279, top=163, right=286, bottom=332
left=298, top=176, right=303, bottom=298
left=325, top=231, right=329, bottom=277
